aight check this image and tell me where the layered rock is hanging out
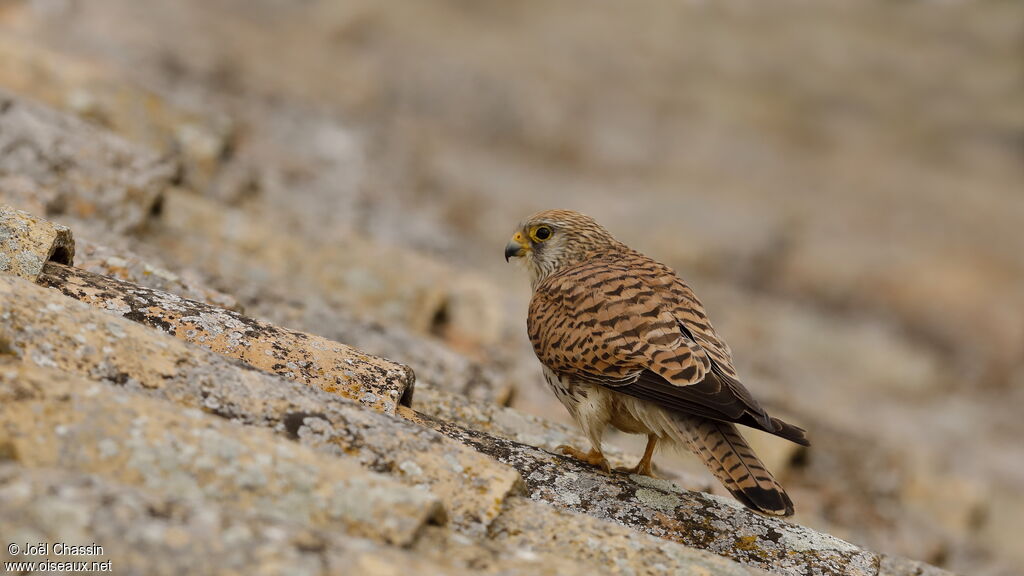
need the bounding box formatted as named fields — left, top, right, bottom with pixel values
left=4, top=4, right=1017, bottom=570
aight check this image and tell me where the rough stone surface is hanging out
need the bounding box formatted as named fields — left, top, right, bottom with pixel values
left=0, top=2, right=1005, bottom=570
left=75, top=238, right=242, bottom=312
left=0, top=273, right=522, bottom=532
left=0, top=252, right=947, bottom=576
left=412, top=525, right=603, bottom=576
left=490, top=497, right=771, bottom=576
left=292, top=304, right=516, bottom=405
left=414, top=386, right=712, bottom=492
left=146, top=188, right=516, bottom=404
left=0, top=464, right=466, bottom=576
left=0, top=88, right=174, bottom=235
left=0, top=250, right=955, bottom=576
left=150, top=188, right=504, bottom=350
left=409, top=412, right=882, bottom=576
left=415, top=385, right=592, bottom=453
left=0, top=34, right=233, bottom=192
left=0, top=204, right=74, bottom=280
left=37, top=260, right=414, bottom=414
left=877, top=554, right=961, bottom=576
left=0, top=359, right=445, bottom=546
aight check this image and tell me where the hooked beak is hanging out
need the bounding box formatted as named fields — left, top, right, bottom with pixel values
left=504, top=232, right=529, bottom=262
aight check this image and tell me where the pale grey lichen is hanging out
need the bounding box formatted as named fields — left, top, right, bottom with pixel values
left=15, top=251, right=43, bottom=276
left=780, top=523, right=861, bottom=553
left=635, top=487, right=681, bottom=511
left=398, top=460, right=424, bottom=478
left=98, top=438, right=120, bottom=458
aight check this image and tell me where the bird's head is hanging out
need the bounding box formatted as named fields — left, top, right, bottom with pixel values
left=505, top=209, right=620, bottom=285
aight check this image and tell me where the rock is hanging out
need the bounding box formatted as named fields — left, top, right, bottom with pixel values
left=269, top=295, right=516, bottom=405
left=490, top=497, right=771, bottom=576
left=877, top=554, right=963, bottom=576
left=0, top=273, right=522, bottom=531
left=412, top=525, right=601, bottom=576
left=0, top=464, right=466, bottom=576
left=775, top=227, right=1024, bottom=389
left=407, top=411, right=884, bottom=576
left=901, top=459, right=986, bottom=542
left=0, top=88, right=174, bottom=236
left=698, top=283, right=945, bottom=428
left=0, top=234, right=957, bottom=576
left=413, top=386, right=713, bottom=492
left=0, top=359, right=444, bottom=546
left=75, top=238, right=242, bottom=312
left=143, top=189, right=517, bottom=403
left=35, top=261, right=414, bottom=414
left=150, top=189, right=504, bottom=349
left=0, top=204, right=74, bottom=280
left=0, top=34, right=233, bottom=192
left=979, top=486, right=1024, bottom=569
left=0, top=2, right=1006, bottom=572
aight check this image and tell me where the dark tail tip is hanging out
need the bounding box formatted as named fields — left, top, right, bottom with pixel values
left=731, top=485, right=795, bottom=517
left=771, top=417, right=811, bottom=447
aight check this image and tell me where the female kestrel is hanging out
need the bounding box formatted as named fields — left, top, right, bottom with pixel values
left=505, top=209, right=809, bottom=516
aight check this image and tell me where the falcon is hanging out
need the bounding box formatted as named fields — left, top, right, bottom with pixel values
left=505, top=209, right=809, bottom=516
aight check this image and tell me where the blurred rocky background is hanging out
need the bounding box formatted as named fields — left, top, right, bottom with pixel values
left=0, top=0, right=1021, bottom=575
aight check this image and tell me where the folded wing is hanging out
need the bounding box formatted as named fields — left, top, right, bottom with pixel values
left=528, top=256, right=808, bottom=446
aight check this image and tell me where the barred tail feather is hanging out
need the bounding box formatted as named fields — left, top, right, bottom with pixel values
left=678, top=415, right=794, bottom=516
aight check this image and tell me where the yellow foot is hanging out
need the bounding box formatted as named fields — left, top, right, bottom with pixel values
left=614, top=434, right=658, bottom=477
left=615, top=462, right=657, bottom=478
left=556, top=444, right=610, bottom=473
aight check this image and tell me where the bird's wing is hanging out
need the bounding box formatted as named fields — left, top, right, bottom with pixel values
left=528, top=258, right=710, bottom=386
left=529, top=255, right=807, bottom=444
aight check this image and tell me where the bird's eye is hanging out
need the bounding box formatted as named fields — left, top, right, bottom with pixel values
left=532, top=226, right=553, bottom=242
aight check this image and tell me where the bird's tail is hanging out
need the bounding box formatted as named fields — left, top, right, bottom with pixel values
left=675, top=414, right=794, bottom=516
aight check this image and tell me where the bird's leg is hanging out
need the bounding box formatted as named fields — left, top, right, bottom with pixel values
left=616, top=434, right=658, bottom=477
left=556, top=400, right=611, bottom=472
left=556, top=444, right=611, bottom=473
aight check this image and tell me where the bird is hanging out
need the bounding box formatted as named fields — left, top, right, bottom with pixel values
left=505, top=209, right=809, bottom=516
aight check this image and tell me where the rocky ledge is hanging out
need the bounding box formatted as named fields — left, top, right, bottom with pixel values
left=2, top=186, right=952, bottom=576
left=2, top=8, right=1007, bottom=571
